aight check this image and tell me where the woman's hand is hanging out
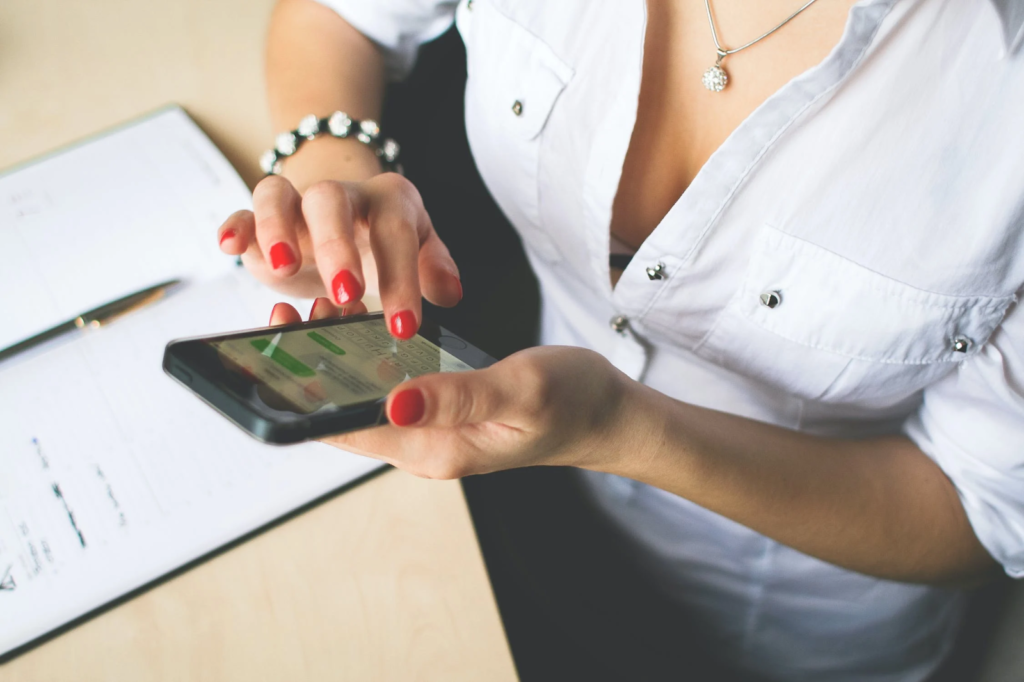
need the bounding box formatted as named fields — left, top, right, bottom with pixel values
left=265, top=301, right=996, bottom=584
left=218, top=172, right=462, bottom=340
left=268, top=300, right=636, bottom=479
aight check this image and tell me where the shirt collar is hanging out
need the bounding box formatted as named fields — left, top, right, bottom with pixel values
left=991, top=0, right=1024, bottom=52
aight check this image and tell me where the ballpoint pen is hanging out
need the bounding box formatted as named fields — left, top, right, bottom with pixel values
left=0, top=279, right=182, bottom=364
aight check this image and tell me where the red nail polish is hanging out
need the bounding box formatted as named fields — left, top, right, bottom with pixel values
left=219, top=229, right=236, bottom=246
left=269, top=242, right=296, bottom=270
left=390, top=388, right=424, bottom=426
left=331, top=269, right=363, bottom=306
left=390, top=310, right=417, bottom=340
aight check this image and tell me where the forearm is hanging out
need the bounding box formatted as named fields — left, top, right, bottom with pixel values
left=266, top=0, right=386, bottom=189
left=598, top=381, right=997, bottom=586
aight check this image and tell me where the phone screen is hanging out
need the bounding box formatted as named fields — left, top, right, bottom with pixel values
left=207, top=317, right=473, bottom=415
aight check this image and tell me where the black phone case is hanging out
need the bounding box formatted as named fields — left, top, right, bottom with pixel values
left=162, top=312, right=495, bottom=445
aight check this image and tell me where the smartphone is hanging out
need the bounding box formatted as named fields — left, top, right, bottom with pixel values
left=162, top=312, right=496, bottom=444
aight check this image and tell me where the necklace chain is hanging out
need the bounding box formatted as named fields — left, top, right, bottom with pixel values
left=701, top=0, right=821, bottom=92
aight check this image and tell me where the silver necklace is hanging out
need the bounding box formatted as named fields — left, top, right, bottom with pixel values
left=702, top=0, right=821, bottom=92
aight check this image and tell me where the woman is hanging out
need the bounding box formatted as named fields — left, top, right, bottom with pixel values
left=217, top=0, right=1024, bottom=679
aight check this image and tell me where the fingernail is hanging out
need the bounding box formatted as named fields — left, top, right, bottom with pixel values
left=390, top=310, right=417, bottom=340
left=331, top=269, right=363, bottom=306
left=390, top=388, right=424, bottom=426
left=309, top=299, right=321, bottom=318
left=269, top=242, right=296, bottom=270
left=219, top=229, right=236, bottom=246
left=269, top=303, right=282, bottom=325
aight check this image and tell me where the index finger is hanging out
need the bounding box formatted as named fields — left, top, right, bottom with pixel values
left=301, top=181, right=366, bottom=307
left=361, top=174, right=427, bottom=340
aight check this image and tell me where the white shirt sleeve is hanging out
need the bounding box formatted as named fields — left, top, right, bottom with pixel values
left=312, top=0, right=459, bottom=79
left=903, top=292, right=1024, bottom=578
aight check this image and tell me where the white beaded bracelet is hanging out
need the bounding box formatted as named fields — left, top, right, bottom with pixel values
left=259, top=112, right=401, bottom=176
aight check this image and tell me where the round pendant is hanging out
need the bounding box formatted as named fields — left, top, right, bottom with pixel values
left=702, top=64, right=728, bottom=92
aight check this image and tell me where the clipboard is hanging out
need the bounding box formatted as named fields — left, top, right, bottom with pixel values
left=0, top=107, right=386, bottom=660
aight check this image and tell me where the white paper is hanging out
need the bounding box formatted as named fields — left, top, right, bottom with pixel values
left=0, top=107, right=249, bottom=351
left=0, top=111, right=384, bottom=657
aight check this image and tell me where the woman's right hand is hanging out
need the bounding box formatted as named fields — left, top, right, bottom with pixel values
left=216, top=172, right=463, bottom=340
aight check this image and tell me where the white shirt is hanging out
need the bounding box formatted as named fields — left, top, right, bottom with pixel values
left=314, top=1, right=1024, bottom=679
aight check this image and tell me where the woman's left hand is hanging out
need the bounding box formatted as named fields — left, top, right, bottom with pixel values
left=270, top=299, right=636, bottom=479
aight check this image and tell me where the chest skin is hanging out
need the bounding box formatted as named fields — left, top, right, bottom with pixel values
left=609, top=0, right=857, bottom=274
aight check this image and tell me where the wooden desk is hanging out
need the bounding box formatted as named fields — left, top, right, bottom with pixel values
left=0, top=1, right=516, bottom=680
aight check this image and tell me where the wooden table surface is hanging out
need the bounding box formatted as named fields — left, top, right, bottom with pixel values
left=0, top=1, right=516, bottom=680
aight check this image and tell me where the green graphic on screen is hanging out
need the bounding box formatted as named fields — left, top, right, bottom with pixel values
left=210, top=318, right=472, bottom=413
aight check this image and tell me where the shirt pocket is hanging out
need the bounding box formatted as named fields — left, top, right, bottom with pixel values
left=457, top=0, right=573, bottom=263
left=693, top=225, right=1016, bottom=406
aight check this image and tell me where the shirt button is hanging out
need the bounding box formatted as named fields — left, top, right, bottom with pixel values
left=759, top=290, right=782, bottom=309
left=610, top=315, right=629, bottom=333
left=645, top=262, right=666, bottom=280
left=512, top=100, right=524, bottom=116
left=952, top=336, right=973, bottom=353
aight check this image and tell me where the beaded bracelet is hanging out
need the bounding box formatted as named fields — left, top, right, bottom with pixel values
left=259, top=112, right=401, bottom=176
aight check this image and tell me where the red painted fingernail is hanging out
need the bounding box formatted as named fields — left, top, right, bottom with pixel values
left=390, top=310, right=417, bottom=340
left=269, top=242, right=296, bottom=270
left=331, top=269, right=363, bottom=306
left=219, top=229, right=236, bottom=246
left=269, top=303, right=283, bottom=325
left=390, top=388, right=424, bottom=426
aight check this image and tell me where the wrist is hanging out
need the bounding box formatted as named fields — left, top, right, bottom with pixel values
left=577, top=367, right=669, bottom=479
left=582, top=372, right=711, bottom=496
left=261, top=112, right=399, bottom=192
left=280, top=136, right=383, bottom=192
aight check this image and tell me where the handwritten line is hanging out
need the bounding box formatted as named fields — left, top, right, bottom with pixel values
left=52, top=483, right=86, bottom=548
left=0, top=565, right=14, bottom=592
left=32, top=437, right=50, bottom=470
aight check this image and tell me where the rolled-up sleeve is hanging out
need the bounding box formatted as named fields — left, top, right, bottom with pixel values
left=903, top=292, right=1024, bottom=578
left=312, top=0, right=459, bottom=79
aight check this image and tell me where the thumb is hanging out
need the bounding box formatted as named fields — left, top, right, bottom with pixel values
left=386, top=369, right=509, bottom=428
